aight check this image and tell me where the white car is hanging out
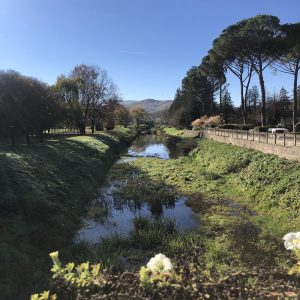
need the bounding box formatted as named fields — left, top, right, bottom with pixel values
left=268, top=128, right=289, bottom=134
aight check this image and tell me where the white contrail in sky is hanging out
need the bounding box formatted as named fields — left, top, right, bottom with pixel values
left=120, top=50, right=144, bottom=54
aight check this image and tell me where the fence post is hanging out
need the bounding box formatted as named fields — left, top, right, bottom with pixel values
left=253, top=131, right=255, bottom=141
left=266, top=132, right=268, bottom=144
left=283, top=133, right=285, bottom=146
left=258, top=132, right=260, bottom=143
left=246, top=131, right=248, bottom=140
left=274, top=132, right=277, bottom=144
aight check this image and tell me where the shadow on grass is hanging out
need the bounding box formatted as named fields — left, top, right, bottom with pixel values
left=0, top=130, right=135, bottom=300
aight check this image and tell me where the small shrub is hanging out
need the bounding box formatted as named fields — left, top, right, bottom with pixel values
left=133, top=216, right=151, bottom=231
left=130, top=217, right=177, bottom=249
left=219, top=124, right=240, bottom=130
left=201, top=172, right=221, bottom=180
left=240, top=125, right=255, bottom=130
left=219, top=124, right=254, bottom=130
left=295, top=123, right=300, bottom=132
left=206, top=115, right=222, bottom=127
left=254, top=126, right=269, bottom=132
left=191, top=115, right=222, bottom=130
left=191, top=116, right=209, bottom=130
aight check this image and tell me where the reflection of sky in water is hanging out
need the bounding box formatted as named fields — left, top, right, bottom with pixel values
left=123, top=134, right=170, bottom=159
left=127, top=143, right=169, bottom=159
left=76, top=135, right=199, bottom=244
left=77, top=197, right=198, bottom=244
left=126, top=136, right=170, bottom=159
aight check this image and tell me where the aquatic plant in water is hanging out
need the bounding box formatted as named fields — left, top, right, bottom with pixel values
left=283, top=232, right=300, bottom=275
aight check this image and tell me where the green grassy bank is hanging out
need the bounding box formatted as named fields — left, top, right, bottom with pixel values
left=161, top=127, right=299, bottom=226
left=0, top=127, right=136, bottom=300
left=26, top=127, right=300, bottom=299
left=122, top=134, right=300, bottom=273
left=46, top=132, right=300, bottom=299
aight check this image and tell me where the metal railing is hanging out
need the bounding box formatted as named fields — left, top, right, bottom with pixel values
left=203, top=127, right=299, bottom=147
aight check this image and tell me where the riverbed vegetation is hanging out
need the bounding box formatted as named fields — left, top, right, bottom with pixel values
left=37, top=128, right=300, bottom=299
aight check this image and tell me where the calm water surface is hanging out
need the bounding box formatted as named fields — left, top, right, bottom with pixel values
left=76, top=135, right=199, bottom=243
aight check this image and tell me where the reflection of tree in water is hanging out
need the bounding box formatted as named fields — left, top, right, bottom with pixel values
left=88, top=197, right=111, bottom=225
left=113, top=195, right=143, bottom=213
left=127, top=134, right=194, bottom=159
left=164, top=136, right=181, bottom=158
left=129, top=134, right=166, bottom=154
left=164, top=136, right=196, bottom=158
left=149, top=199, right=163, bottom=216
left=111, top=176, right=176, bottom=217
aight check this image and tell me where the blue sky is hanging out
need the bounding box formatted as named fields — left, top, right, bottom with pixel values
left=0, top=0, right=299, bottom=105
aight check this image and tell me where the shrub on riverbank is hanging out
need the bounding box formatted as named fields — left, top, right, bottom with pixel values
left=0, top=127, right=136, bottom=299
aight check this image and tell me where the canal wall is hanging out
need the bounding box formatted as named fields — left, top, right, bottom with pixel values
left=202, top=129, right=300, bottom=161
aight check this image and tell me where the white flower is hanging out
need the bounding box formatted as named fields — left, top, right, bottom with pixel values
left=146, top=253, right=173, bottom=273
left=283, top=232, right=300, bottom=251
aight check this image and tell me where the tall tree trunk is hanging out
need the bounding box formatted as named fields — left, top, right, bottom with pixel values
left=240, top=77, right=246, bottom=125
left=25, top=132, right=31, bottom=145
left=219, top=84, right=222, bottom=114
left=293, top=61, right=299, bottom=132
left=254, top=98, right=257, bottom=123
left=136, top=118, right=140, bottom=129
left=10, top=125, right=15, bottom=147
left=244, top=68, right=252, bottom=124
left=209, top=89, right=213, bottom=116
left=258, top=63, right=267, bottom=126
left=82, top=104, right=89, bottom=135
left=80, top=123, right=85, bottom=135
left=91, top=119, right=95, bottom=133
left=38, top=130, right=44, bottom=143
left=82, top=121, right=86, bottom=135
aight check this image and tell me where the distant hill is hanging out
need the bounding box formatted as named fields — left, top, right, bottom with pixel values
left=123, top=99, right=173, bottom=114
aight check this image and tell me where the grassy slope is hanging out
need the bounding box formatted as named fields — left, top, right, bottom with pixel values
left=163, top=127, right=192, bottom=138
left=125, top=132, right=300, bottom=273
left=0, top=127, right=136, bottom=299
left=163, top=127, right=300, bottom=224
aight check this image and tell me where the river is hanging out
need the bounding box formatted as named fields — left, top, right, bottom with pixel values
left=76, top=134, right=199, bottom=243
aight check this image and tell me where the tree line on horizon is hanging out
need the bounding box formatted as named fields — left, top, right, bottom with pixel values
left=0, top=64, right=149, bottom=146
left=168, top=15, right=300, bottom=131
